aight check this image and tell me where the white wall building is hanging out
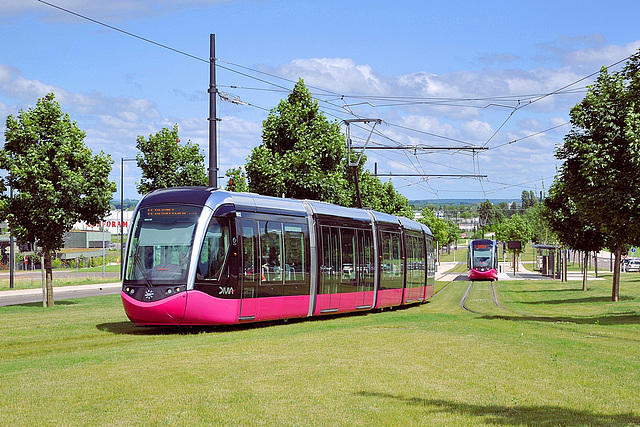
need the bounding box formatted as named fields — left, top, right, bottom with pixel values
left=74, top=210, right=134, bottom=235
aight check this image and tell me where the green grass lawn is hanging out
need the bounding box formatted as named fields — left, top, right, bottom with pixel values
left=1, top=273, right=640, bottom=425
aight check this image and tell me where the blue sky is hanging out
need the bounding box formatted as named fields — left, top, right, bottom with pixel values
left=1, top=0, right=639, bottom=202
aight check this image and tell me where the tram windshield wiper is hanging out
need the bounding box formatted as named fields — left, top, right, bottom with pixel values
left=133, top=248, right=153, bottom=287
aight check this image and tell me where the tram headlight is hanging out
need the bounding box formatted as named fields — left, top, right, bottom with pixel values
left=165, top=286, right=183, bottom=296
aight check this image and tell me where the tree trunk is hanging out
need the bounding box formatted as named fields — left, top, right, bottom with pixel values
left=612, top=243, right=621, bottom=302
left=44, top=249, right=54, bottom=307
left=582, top=251, right=588, bottom=291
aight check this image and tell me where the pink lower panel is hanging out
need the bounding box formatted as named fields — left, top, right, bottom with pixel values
left=469, top=269, right=498, bottom=281
left=181, top=291, right=241, bottom=325
left=282, top=295, right=310, bottom=319
left=374, top=288, right=403, bottom=309
left=255, top=295, right=310, bottom=321
left=121, top=292, right=188, bottom=326
left=425, top=285, right=434, bottom=300
left=313, top=291, right=376, bottom=315
left=404, top=286, right=427, bottom=304
left=403, top=287, right=416, bottom=304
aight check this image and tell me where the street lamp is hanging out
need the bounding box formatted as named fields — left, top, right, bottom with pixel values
left=120, top=157, right=136, bottom=280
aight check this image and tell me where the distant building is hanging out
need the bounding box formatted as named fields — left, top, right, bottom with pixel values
left=63, top=230, right=112, bottom=249
left=74, top=209, right=134, bottom=235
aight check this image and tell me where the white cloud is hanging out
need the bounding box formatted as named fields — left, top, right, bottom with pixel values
left=275, top=58, right=390, bottom=96
left=460, top=120, right=494, bottom=142
left=538, top=36, right=640, bottom=69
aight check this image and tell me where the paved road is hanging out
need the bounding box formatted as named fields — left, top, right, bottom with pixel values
left=0, top=280, right=122, bottom=307
left=0, top=269, right=120, bottom=280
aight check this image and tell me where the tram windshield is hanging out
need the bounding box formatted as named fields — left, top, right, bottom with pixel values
left=125, top=204, right=202, bottom=285
left=472, top=243, right=493, bottom=268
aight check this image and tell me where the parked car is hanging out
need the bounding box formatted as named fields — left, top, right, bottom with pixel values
left=627, top=259, right=640, bottom=273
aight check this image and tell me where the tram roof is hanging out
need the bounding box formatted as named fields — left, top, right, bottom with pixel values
left=305, top=200, right=372, bottom=223
left=367, top=210, right=400, bottom=227
left=226, top=191, right=307, bottom=217
left=139, top=188, right=432, bottom=234
left=399, top=216, right=432, bottom=235
left=142, top=186, right=214, bottom=207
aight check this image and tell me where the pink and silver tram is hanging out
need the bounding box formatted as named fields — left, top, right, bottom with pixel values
left=121, top=187, right=435, bottom=326
left=467, top=239, right=499, bottom=281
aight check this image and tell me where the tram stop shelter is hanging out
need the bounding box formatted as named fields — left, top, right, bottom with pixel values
left=532, top=244, right=566, bottom=280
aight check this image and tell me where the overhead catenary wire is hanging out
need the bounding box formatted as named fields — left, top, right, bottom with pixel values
left=37, top=0, right=639, bottom=199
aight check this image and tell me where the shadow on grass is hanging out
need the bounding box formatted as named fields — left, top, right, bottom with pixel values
left=95, top=309, right=382, bottom=335
left=6, top=300, right=77, bottom=308
left=483, top=312, right=640, bottom=327
left=522, top=295, right=635, bottom=305
left=357, top=391, right=640, bottom=425
left=508, top=287, right=590, bottom=293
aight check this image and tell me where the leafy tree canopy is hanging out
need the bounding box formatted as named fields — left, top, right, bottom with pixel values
left=418, top=208, right=459, bottom=247
left=225, top=167, right=249, bottom=192
left=552, top=50, right=640, bottom=300
left=477, top=200, right=504, bottom=231
left=0, top=93, right=116, bottom=305
left=246, top=79, right=349, bottom=205
left=246, top=78, right=414, bottom=217
left=135, top=124, right=207, bottom=195
left=521, top=190, right=538, bottom=209
left=494, top=214, right=534, bottom=257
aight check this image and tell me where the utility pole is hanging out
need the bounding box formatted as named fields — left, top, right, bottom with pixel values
left=345, top=122, right=489, bottom=206
left=343, top=118, right=382, bottom=208
left=349, top=140, right=489, bottom=181
left=208, top=34, right=218, bottom=188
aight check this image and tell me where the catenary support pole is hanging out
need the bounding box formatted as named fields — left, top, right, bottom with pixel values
left=208, top=34, right=218, bottom=188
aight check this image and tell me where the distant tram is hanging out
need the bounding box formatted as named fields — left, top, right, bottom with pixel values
left=467, top=239, right=499, bottom=281
left=121, top=188, right=436, bottom=326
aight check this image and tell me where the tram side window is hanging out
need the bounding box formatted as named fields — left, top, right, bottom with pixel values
left=406, top=236, right=416, bottom=288
left=198, top=218, right=231, bottom=281
left=426, top=237, right=435, bottom=280
left=320, top=226, right=331, bottom=294
left=407, top=235, right=425, bottom=287
left=320, top=226, right=340, bottom=294
left=341, top=228, right=357, bottom=292
left=359, top=229, right=374, bottom=291
left=381, top=231, right=403, bottom=289
left=284, top=223, right=309, bottom=285
left=241, top=220, right=258, bottom=297
left=260, top=221, right=283, bottom=283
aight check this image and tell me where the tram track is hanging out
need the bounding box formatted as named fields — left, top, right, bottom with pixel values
left=460, top=280, right=506, bottom=314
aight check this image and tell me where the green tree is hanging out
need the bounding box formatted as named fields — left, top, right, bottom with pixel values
left=497, top=202, right=510, bottom=219
left=135, top=124, right=207, bottom=195
left=0, top=93, right=116, bottom=306
left=553, top=51, right=640, bottom=301
left=246, top=79, right=414, bottom=216
left=225, top=167, right=249, bottom=192
left=477, top=200, right=503, bottom=236
left=543, top=179, right=605, bottom=290
left=494, top=214, right=534, bottom=268
left=356, top=173, right=414, bottom=218
left=418, top=207, right=458, bottom=250
left=521, top=190, right=538, bottom=210
left=418, top=208, right=447, bottom=246
left=246, top=79, right=349, bottom=205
